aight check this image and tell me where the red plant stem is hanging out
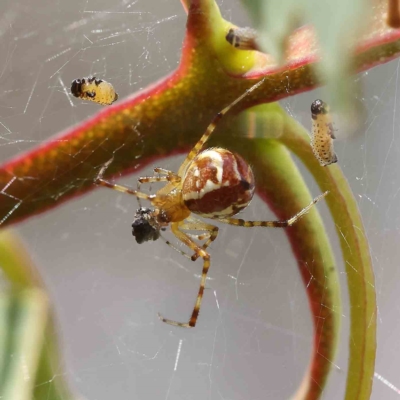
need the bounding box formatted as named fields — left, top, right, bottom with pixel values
left=1, top=0, right=400, bottom=229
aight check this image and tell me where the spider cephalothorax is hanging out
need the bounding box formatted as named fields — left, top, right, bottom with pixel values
left=95, top=78, right=327, bottom=328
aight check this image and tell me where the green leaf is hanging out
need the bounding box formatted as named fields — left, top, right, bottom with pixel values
left=0, top=289, right=49, bottom=400
left=0, top=231, right=80, bottom=400
left=240, top=0, right=375, bottom=119
left=236, top=137, right=341, bottom=399
left=232, top=103, right=376, bottom=400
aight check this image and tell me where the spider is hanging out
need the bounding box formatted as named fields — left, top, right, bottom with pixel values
left=95, top=79, right=328, bottom=328
left=71, top=76, right=118, bottom=106
left=310, top=99, right=338, bottom=166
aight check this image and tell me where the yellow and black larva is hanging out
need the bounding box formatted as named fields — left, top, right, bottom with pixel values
left=71, top=76, right=118, bottom=106
left=310, top=100, right=338, bottom=166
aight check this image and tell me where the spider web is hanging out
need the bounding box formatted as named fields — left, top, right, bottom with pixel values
left=0, top=0, right=399, bottom=399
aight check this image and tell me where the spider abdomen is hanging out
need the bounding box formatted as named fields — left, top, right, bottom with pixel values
left=182, top=148, right=255, bottom=217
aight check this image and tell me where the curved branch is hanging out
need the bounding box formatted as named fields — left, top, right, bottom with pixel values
left=235, top=103, right=376, bottom=400
left=229, top=137, right=341, bottom=400
left=0, top=0, right=400, bottom=227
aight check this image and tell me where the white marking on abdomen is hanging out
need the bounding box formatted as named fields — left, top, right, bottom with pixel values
left=184, top=149, right=224, bottom=201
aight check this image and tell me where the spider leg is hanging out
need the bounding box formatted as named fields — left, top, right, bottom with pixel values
left=136, top=171, right=181, bottom=206
left=95, top=178, right=155, bottom=201
left=138, top=168, right=181, bottom=184
left=158, top=221, right=212, bottom=328
left=160, top=234, right=193, bottom=260
left=159, top=219, right=218, bottom=261
left=177, top=78, right=265, bottom=176
left=138, top=176, right=179, bottom=184
left=216, top=192, right=328, bottom=228
left=179, top=218, right=219, bottom=261
left=160, top=231, right=217, bottom=261
left=186, top=232, right=211, bottom=241
left=153, top=168, right=181, bottom=182
left=94, top=159, right=155, bottom=201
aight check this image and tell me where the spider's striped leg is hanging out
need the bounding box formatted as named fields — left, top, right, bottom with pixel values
left=160, top=234, right=193, bottom=260
left=95, top=178, right=155, bottom=201
left=153, top=168, right=181, bottom=181
left=136, top=171, right=181, bottom=207
left=94, top=159, right=154, bottom=201
left=216, top=192, right=328, bottom=228
left=161, top=232, right=215, bottom=261
left=179, top=218, right=219, bottom=261
left=134, top=170, right=180, bottom=207
left=159, top=221, right=218, bottom=261
left=177, top=78, right=266, bottom=176
left=138, top=176, right=178, bottom=185
left=138, top=168, right=181, bottom=185
left=158, top=221, right=212, bottom=328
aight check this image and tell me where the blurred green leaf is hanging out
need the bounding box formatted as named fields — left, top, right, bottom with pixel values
left=0, top=231, right=81, bottom=400
left=265, top=103, right=376, bottom=400
left=240, top=0, right=372, bottom=120
left=223, top=102, right=375, bottom=399
left=0, top=289, right=48, bottom=400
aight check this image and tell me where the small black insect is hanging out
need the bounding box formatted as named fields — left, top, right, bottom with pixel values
left=132, top=207, right=161, bottom=244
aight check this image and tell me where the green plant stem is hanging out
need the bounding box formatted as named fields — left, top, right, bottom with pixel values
left=0, top=231, right=79, bottom=400
left=218, top=125, right=339, bottom=398
left=265, top=103, right=376, bottom=400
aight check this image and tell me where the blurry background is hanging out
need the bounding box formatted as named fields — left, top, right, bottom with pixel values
left=1, top=0, right=399, bottom=398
